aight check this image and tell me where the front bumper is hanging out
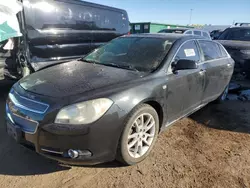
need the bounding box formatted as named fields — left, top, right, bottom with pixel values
left=5, top=88, right=125, bottom=165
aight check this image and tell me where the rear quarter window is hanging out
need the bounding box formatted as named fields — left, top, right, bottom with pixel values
left=202, top=32, right=210, bottom=39
left=219, top=44, right=228, bottom=57
left=198, top=41, right=222, bottom=61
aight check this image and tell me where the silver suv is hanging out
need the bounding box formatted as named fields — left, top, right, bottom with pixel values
left=158, top=28, right=211, bottom=39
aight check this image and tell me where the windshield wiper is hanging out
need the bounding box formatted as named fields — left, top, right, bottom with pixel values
left=79, top=59, right=100, bottom=64
left=102, top=63, right=139, bottom=72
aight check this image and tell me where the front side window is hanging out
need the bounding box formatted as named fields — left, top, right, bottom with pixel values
left=174, top=40, right=200, bottom=63
left=199, top=41, right=221, bottom=61
left=83, top=37, right=173, bottom=72
left=193, top=31, right=202, bottom=36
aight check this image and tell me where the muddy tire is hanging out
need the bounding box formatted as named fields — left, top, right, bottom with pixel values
left=116, top=104, right=159, bottom=166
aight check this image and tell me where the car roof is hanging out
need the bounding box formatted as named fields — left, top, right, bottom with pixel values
left=228, top=27, right=250, bottom=29
left=160, top=28, right=209, bottom=33
left=123, top=33, right=206, bottom=41
left=161, top=28, right=189, bottom=31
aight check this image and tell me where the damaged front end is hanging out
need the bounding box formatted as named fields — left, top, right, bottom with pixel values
left=0, top=0, right=31, bottom=80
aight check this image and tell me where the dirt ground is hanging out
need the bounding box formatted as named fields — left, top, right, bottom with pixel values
left=0, top=82, right=250, bottom=188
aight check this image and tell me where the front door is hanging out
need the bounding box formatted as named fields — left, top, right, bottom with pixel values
left=166, top=40, right=205, bottom=124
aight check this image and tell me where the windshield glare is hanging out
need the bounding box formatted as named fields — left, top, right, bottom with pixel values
left=83, top=37, right=172, bottom=72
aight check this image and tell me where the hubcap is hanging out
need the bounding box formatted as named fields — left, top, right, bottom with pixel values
left=127, top=113, right=156, bottom=158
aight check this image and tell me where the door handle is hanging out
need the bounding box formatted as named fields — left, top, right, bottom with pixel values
left=227, top=63, right=232, bottom=67
left=199, top=69, right=206, bottom=75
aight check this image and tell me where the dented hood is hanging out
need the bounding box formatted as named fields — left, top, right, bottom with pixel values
left=19, top=61, right=145, bottom=98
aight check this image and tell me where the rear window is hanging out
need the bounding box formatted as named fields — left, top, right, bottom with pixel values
left=199, top=41, right=221, bottom=61
left=185, top=31, right=192, bottom=34
left=219, top=28, right=250, bottom=41
left=24, top=0, right=129, bottom=32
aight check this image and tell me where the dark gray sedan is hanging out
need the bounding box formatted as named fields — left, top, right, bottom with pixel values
left=5, top=34, right=234, bottom=165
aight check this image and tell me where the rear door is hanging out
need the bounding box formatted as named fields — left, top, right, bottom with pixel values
left=166, top=40, right=205, bottom=123
left=198, top=40, right=233, bottom=103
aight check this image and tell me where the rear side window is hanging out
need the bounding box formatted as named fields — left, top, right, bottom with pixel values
left=193, top=31, right=202, bottom=36
left=219, top=44, right=228, bottom=57
left=199, top=41, right=221, bottom=61
left=202, top=32, right=210, bottom=39
left=174, top=40, right=200, bottom=62
left=185, top=31, right=192, bottom=34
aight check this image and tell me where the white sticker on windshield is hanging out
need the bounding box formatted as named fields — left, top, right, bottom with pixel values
left=184, top=49, right=196, bottom=57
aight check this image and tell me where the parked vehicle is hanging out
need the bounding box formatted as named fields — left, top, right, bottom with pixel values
left=0, top=0, right=130, bottom=80
left=216, top=26, right=250, bottom=78
left=6, top=34, right=234, bottom=165
left=158, top=28, right=211, bottom=39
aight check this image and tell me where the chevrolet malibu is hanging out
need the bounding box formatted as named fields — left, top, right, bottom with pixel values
left=5, top=34, right=234, bottom=165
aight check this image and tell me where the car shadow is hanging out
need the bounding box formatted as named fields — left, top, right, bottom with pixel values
left=0, top=81, right=71, bottom=176
left=190, top=101, right=250, bottom=134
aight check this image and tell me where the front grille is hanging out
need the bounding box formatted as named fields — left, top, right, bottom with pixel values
left=6, top=89, right=50, bottom=134
left=9, top=89, right=49, bottom=114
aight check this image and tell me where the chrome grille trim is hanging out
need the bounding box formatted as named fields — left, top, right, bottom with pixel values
left=9, top=90, right=49, bottom=114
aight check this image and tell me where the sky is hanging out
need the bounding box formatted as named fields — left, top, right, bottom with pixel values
left=88, top=0, right=250, bottom=25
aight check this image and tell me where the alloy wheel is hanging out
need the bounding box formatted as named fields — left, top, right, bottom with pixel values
left=127, top=113, right=156, bottom=158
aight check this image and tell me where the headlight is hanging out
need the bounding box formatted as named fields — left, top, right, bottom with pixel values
left=55, top=98, right=113, bottom=125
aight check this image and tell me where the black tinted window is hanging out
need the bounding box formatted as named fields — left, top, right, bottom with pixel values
left=83, top=37, right=173, bottom=72
left=194, top=31, right=202, bottom=36
left=174, top=41, right=200, bottom=62
left=202, top=32, right=210, bottom=39
left=199, top=41, right=221, bottom=61
left=24, top=0, right=128, bottom=32
left=219, top=28, right=250, bottom=41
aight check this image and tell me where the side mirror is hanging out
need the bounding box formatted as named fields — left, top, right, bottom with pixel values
left=173, top=59, right=198, bottom=72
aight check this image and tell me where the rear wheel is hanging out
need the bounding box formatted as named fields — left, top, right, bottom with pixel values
left=116, top=104, right=159, bottom=165
left=215, top=84, right=229, bottom=103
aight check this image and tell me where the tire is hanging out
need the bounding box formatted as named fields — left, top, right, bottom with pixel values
left=215, top=84, right=229, bottom=103
left=116, top=104, right=159, bottom=166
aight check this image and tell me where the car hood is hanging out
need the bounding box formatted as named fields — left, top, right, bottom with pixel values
left=19, top=60, right=146, bottom=98
left=217, top=40, right=250, bottom=50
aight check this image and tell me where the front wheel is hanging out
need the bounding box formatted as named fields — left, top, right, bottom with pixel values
left=116, top=104, right=159, bottom=165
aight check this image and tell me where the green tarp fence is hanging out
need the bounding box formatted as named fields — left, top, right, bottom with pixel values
left=0, top=0, right=22, bottom=43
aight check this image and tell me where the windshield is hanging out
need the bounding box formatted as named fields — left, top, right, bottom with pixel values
left=218, top=28, right=250, bottom=41
left=158, top=29, right=186, bottom=34
left=82, top=37, right=173, bottom=72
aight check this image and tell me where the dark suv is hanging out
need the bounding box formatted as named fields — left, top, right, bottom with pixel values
left=216, top=27, right=250, bottom=77
left=0, top=0, right=129, bottom=80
